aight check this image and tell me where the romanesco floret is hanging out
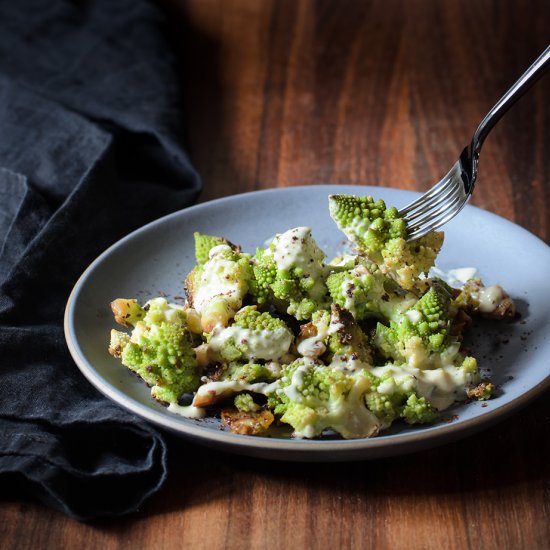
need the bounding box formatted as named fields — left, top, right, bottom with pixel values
left=328, top=194, right=444, bottom=290
left=249, top=227, right=330, bottom=320
left=234, top=393, right=261, bottom=412
left=185, top=243, right=252, bottom=332
left=401, top=394, right=439, bottom=424
left=326, top=264, right=381, bottom=321
left=364, top=391, right=403, bottom=426
left=267, top=358, right=379, bottom=439
left=194, top=232, right=236, bottom=265
left=466, top=381, right=495, bottom=400
left=326, top=304, right=373, bottom=365
left=326, top=262, right=417, bottom=322
left=381, top=231, right=444, bottom=291
left=109, top=298, right=200, bottom=404
left=328, top=194, right=406, bottom=254
left=207, top=306, right=294, bottom=363
left=110, top=298, right=145, bottom=327
left=374, top=281, right=457, bottom=367
left=213, top=361, right=280, bottom=384
left=363, top=372, right=439, bottom=427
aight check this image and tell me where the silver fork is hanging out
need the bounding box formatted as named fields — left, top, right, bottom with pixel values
left=400, top=45, right=550, bottom=241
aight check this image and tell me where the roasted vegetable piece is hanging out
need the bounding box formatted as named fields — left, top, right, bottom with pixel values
left=109, top=298, right=200, bottom=404
left=326, top=304, right=373, bottom=364
left=455, top=278, right=516, bottom=319
left=207, top=306, right=294, bottom=363
left=374, top=281, right=459, bottom=367
left=267, top=358, right=379, bottom=439
left=185, top=243, right=252, bottom=332
left=249, top=227, right=330, bottom=320
left=328, top=194, right=443, bottom=290
left=110, top=298, right=145, bottom=327
left=194, top=232, right=236, bottom=265
left=221, top=408, right=274, bottom=435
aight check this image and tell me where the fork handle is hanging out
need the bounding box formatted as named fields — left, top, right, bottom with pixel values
left=472, top=44, right=550, bottom=156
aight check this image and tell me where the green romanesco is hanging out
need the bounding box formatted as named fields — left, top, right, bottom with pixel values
left=295, top=305, right=372, bottom=364
left=193, top=232, right=236, bottom=265
left=267, top=358, right=379, bottom=439
left=362, top=370, right=438, bottom=427
left=110, top=298, right=146, bottom=327
left=401, top=394, right=439, bottom=424
left=249, top=227, right=330, bottom=320
left=326, top=261, right=417, bottom=322
left=374, top=281, right=458, bottom=367
left=109, top=297, right=200, bottom=404
left=207, top=360, right=281, bottom=384
left=185, top=243, right=252, bottom=332
left=207, top=306, right=294, bottom=363
left=326, top=304, right=373, bottom=364
left=326, top=265, right=382, bottom=321
left=328, top=194, right=443, bottom=290
left=234, top=393, right=261, bottom=412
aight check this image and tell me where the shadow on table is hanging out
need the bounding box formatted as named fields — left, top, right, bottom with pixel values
left=99, top=385, right=548, bottom=526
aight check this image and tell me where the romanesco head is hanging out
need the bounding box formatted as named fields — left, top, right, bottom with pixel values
left=185, top=244, right=252, bottom=332
left=250, top=228, right=329, bottom=320
left=328, top=194, right=444, bottom=290
left=326, top=264, right=384, bottom=321
left=207, top=307, right=293, bottom=363
left=268, top=358, right=379, bottom=438
left=233, top=305, right=288, bottom=332
left=363, top=372, right=439, bottom=427
left=401, top=394, right=438, bottom=424
left=328, top=195, right=406, bottom=260
left=194, top=232, right=235, bottom=265
left=249, top=248, right=277, bottom=305
left=109, top=299, right=200, bottom=404
left=326, top=304, right=373, bottom=364
left=374, top=282, right=456, bottom=365
left=234, top=393, right=261, bottom=412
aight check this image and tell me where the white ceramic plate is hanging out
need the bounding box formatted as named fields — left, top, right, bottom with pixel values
left=65, top=185, right=550, bottom=461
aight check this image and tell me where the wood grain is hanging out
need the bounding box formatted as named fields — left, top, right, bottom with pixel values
left=1, top=1, right=549, bottom=548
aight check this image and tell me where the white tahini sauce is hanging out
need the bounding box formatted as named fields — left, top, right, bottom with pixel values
left=192, top=379, right=279, bottom=407
left=429, top=266, right=477, bottom=287
left=192, top=244, right=247, bottom=313
left=208, top=325, right=292, bottom=361
left=478, top=285, right=504, bottom=313
left=405, top=309, right=422, bottom=324
left=268, top=227, right=328, bottom=300
left=168, top=403, right=206, bottom=419
left=371, top=364, right=476, bottom=410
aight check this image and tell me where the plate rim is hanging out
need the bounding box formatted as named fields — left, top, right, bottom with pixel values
left=64, top=184, right=550, bottom=457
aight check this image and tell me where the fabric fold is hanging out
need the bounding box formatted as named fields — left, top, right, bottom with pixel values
left=0, top=0, right=201, bottom=519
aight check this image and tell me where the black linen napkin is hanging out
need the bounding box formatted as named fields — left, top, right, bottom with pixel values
left=0, top=0, right=201, bottom=520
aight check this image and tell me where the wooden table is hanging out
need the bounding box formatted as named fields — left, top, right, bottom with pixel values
left=2, top=1, right=549, bottom=548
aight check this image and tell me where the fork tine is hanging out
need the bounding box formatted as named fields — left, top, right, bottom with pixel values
left=398, top=176, right=451, bottom=217
left=403, top=177, right=461, bottom=224
left=407, top=196, right=467, bottom=240
left=398, top=161, right=461, bottom=217
left=405, top=183, right=463, bottom=232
